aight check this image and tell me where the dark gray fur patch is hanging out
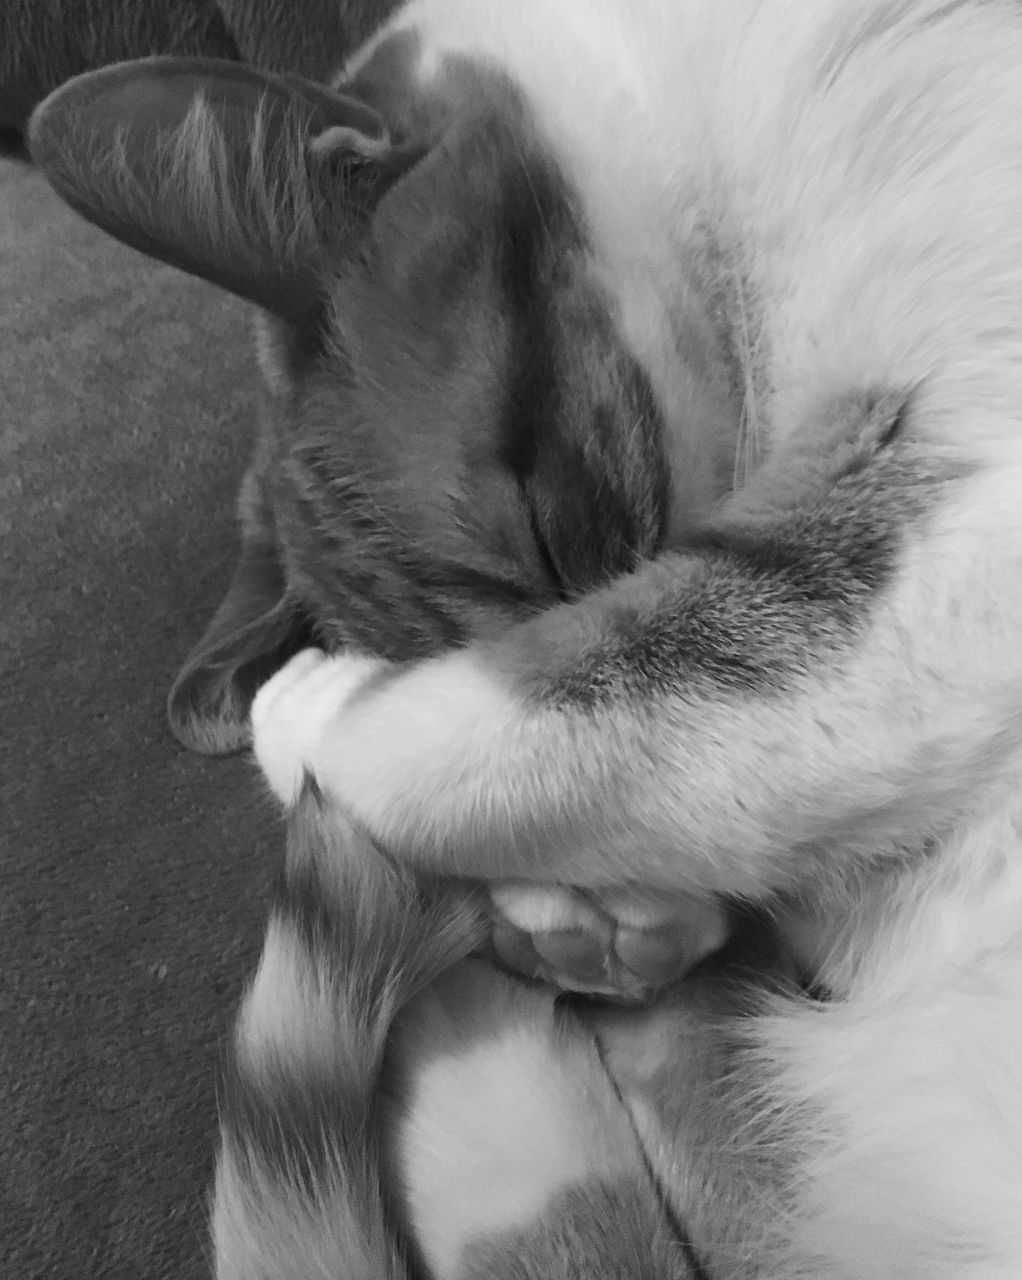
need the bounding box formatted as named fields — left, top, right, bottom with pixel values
left=219, top=1042, right=382, bottom=1202
left=487, top=127, right=669, bottom=596
left=543, top=395, right=966, bottom=707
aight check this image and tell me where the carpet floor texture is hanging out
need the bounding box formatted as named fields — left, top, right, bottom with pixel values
left=1, top=154, right=285, bottom=1279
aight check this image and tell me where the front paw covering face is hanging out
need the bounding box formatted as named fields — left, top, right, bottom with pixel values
left=250, top=648, right=387, bottom=804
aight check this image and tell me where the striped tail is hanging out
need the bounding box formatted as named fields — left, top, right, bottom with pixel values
left=211, top=778, right=486, bottom=1280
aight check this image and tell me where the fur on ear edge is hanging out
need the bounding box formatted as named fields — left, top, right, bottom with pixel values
left=28, top=57, right=405, bottom=319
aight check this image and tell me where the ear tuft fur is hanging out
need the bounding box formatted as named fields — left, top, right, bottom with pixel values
left=309, top=123, right=392, bottom=159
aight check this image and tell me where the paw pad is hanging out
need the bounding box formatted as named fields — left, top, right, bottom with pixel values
left=488, top=882, right=730, bottom=1003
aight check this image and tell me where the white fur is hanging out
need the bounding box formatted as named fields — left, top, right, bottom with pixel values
left=250, top=648, right=386, bottom=805
left=778, top=968, right=1022, bottom=1279
left=394, top=971, right=647, bottom=1277
left=236, top=915, right=339, bottom=1079
left=400, top=1028, right=602, bottom=1274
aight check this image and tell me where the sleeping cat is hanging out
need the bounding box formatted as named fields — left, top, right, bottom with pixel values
left=29, top=0, right=1022, bottom=1275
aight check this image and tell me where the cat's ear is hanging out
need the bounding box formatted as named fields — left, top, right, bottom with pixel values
left=167, top=470, right=317, bottom=755
left=28, top=57, right=421, bottom=320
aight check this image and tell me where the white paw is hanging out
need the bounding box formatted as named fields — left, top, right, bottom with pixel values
left=250, top=647, right=386, bottom=805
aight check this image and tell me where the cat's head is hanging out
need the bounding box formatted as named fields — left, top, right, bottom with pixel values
left=29, top=42, right=735, bottom=753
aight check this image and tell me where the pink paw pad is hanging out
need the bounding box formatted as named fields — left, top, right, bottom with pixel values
left=488, top=882, right=730, bottom=1003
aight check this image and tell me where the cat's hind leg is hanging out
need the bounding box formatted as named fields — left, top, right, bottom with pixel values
left=385, top=958, right=698, bottom=1278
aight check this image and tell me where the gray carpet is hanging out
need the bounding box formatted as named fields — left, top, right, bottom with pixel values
left=1, top=155, right=284, bottom=1279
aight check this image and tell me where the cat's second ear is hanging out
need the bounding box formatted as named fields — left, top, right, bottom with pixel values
left=166, top=470, right=318, bottom=756
left=28, top=57, right=421, bottom=320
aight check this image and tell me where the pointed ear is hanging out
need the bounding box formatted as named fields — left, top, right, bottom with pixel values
left=28, top=57, right=420, bottom=320
left=167, top=535, right=317, bottom=756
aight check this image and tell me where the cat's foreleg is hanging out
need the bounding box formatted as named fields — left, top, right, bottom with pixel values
left=252, top=392, right=1022, bottom=903
left=253, top=653, right=732, bottom=995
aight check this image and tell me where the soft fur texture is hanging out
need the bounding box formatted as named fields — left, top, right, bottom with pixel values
left=27, top=0, right=1022, bottom=1276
